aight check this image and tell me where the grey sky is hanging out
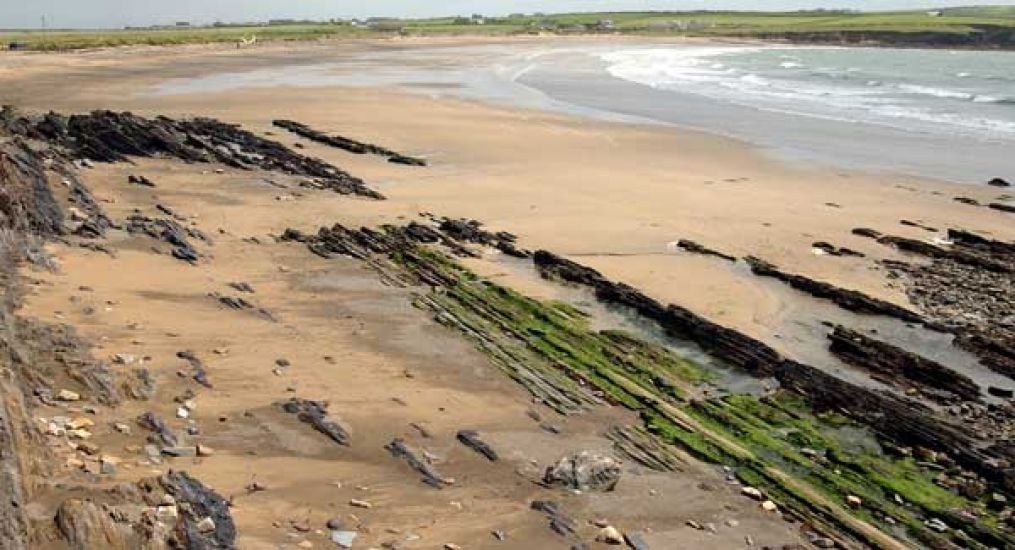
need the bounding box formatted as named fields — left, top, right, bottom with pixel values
left=4, top=0, right=1014, bottom=29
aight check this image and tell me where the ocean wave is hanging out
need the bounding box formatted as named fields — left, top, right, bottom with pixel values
left=897, top=84, right=973, bottom=100
left=779, top=61, right=804, bottom=69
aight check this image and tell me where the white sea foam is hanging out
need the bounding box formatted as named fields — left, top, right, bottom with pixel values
left=598, top=46, right=1015, bottom=140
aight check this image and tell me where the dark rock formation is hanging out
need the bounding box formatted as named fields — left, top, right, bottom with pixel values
left=0, top=141, right=64, bottom=235
left=272, top=119, right=426, bottom=166
left=744, top=257, right=924, bottom=323
left=676, top=239, right=736, bottom=261
left=124, top=212, right=208, bottom=263
left=384, top=438, right=449, bottom=488
left=456, top=430, right=498, bottom=461
left=954, top=197, right=981, bottom=206
left=532, top=249, right=1011, bottom=484
left=543, top=451, right=622, bottom=491
left=54, top=471, right=235, bottom=549
left=811, top=242, right=864, bottom=257
left=828, top=325, right=980, bottom=402
left=2, top=108, right=383, bottom=199
left=435, top=217, right=530, bottom=258
left=987, top=178, right=1011, bottom=187
left=989, top=202, right=1015, bottom=214
left=877, top=233, right=1012, bottom=274
left=278, top=398, right=350, bottom=446
left=851, top=228, right=882, bottom=239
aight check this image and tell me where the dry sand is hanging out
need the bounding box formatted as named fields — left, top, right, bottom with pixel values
left=4, top=38, right=1012, bottom=548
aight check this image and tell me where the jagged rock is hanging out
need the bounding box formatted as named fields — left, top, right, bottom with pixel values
left=745, top=257, right=924, bottom=323
left=987, top=178, right=1011, bottom=187
left=2, top=108, right=383, bottom=199
left=127, top=174, right=156, bottom=187
left=828, top=325, right=980, bottom=402
left=278, top=398, right=349, bottom=446
left=385, top=437, right=451, bottom=488
left=676, top=239, right=736, bottom=261
left=542, top=451, right=622, bottom=492
left=456, top=430, right=498, bottom=461
left=272, top=119, right=426, bottom=166
left=596, top=526, right=624, bottom=544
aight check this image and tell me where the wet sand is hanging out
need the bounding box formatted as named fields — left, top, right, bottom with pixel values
left=3, top=38, right=1013, bottom=548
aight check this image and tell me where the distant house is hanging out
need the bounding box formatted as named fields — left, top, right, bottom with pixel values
left=471, top=14, right=486, bottom=25
left=8, top=42, right=28, bottom=51
left=927, top=10, right=943, bottom=17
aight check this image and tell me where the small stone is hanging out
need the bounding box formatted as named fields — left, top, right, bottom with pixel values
left=349, top=499, right=372, bottom=509
left=112, top=353, right=136, bottom=365
left=196, top=516, right=216, bottom=533
left=160, top=494, right=176, bottom=506
left=66, top=457, right=85, bottom=469
left=57, top=389, right=81, bottom=401
left=330, top=530, right=357, bottom=548
left=114, top=422, right=131, bottom=434
left=326, top=517, right=344, bottom=530
left=66, top=417, right=95, bottom=430
left=596, top=525, right=624, bottom=544
left=741, top=486, right=764, bottom=500
left=812, top=538, right=835, bottom=548
left=686, top=520, right=702, bottom=530
left=176, top=407, right=189, bottom=419
left=76, top=442, right=100, bottom=455
left=161, top=446, right=197, bottom=458
left=197, top=444, right=215, bottom=457
left=45, top=422, right=65, bottom=436
left=925, top=518, right=949, bottom=532
left=67, top=429, right=92, bottom=440
left=491, top=529, right=506, bottom=541
left=725, top=519, right=739, bottom=528
left=444, top=545, right=462, bottom=550
left=297, top=541, right=313, bottom=549
left=761, top=500, right=778, bottom=512
left=845, top=495, right=862, bottom=508
left=156, top=505, right=179, bottom=521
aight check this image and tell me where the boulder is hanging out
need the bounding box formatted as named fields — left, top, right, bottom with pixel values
left=543, top=451, right=621, bottom=492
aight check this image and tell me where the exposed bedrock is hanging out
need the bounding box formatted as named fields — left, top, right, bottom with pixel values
left=1, top=107, right=384, bottom=199
left=827, top=325, right=981, bottom=402
left=675, top=239, right=736, bottom=261
left=272, top=119, right=427, bottom=166
left=744, top=256, right=925, bottom=324
left=531, top=249, right=1013, bottom=484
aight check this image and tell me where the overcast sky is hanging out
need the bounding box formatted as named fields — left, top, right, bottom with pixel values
left=4, top=0, right=1014, bottom=29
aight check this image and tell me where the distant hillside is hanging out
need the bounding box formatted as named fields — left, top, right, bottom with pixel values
left=941, top=5, right=1015, bottom=18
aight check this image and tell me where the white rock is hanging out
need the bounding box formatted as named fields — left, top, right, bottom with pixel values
left=741, top=486, right=764, bottom=500
left=196, top=516, right=216, bottom=533
left=761, top=500, right=778, bottom=512
left=596, top=526, right=624, bottom=545
left=56, top=389, right=81, bottom=401
left=330, top=530, right=357, bottom=548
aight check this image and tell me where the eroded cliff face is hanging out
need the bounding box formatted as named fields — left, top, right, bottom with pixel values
left=1, top=112, right=235, bottom=549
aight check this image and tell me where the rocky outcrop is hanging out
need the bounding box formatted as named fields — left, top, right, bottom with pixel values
left=272, top=119, right=426, bottom=166
left=531, top=249, right=1011, bottom=484
left=987, top=177, right=1011, bottom=187
left=675, top=239, right=736, bottom=261
left=0, top=140, right=64, bottom=235
left=828, top=325, right=980, bottom=402
left=2, top=108, right=383, bottom=199
left=54, top=471, right=235, bottom=549
left=278, top=398, right=350, bottom=447
left=745, top=257, right=924, bottom=323
left=542, top=451, right=622, bottom=492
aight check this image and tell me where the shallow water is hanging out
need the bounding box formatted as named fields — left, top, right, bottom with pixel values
left=153, top=42, right=1015, bottom=183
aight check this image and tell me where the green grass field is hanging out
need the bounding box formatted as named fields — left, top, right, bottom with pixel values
left=3, top=7, right=1015, bottom=51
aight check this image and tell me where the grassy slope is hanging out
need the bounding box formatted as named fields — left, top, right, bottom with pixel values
left=3, top=8, right=1015, bottom=51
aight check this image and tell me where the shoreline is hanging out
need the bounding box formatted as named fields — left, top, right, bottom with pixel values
left=0, top=38, right=1013, bottom=548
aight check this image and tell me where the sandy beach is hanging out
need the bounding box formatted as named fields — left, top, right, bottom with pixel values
left=2, top=37, right=1013, bottom=549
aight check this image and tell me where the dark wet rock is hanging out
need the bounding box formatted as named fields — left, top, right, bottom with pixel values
left=989, top=202, right=1015, bottom=214
left=877, top=233, right=1012, bottom=274
left=533, top=249, right=1011, bottom=485
left=746, top=257, right=925, bottom=323
left=210, top=293, right=276, bottom=322
left=811, top=241, right=864, bottom=257
left=0, top=140, right=64, bottom=236
left=987, top=178, right=1011, bottom=187
left=676, top=239, right=735, bottom=261
left=456, top=430, right=498, bottom=461
left=272, top=119, right=427, bottom=166
left=177, top=350, right=212, bottom=388
left=543, top=451, right=622, bottom=492
left=851, top=227, right=882, bottom=239
left=227, top=281, right=255, bottom=293
left=954, top=197, right=981, bottom=206
left=436, top=217, right=530, bottom=258
left=828, top=326, right=980, bottom=402
left=988, top=386, right=1014, bottom=399
left=900, top=219, right=937, bottom=232
left=127, top=174, right=156, bottom=187
left=278, top=398, right=350, bottom=446
left=123, top=212, right=208, bottom=264
left=384, top=438, right=450, bottom=488
left=530, top=500, right=579, bottom=539
left=3, top=109, right=383, bottom=199
left=880, top=230, right=1014, bottom=378
left=136, top=412, right=177, bottom=447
